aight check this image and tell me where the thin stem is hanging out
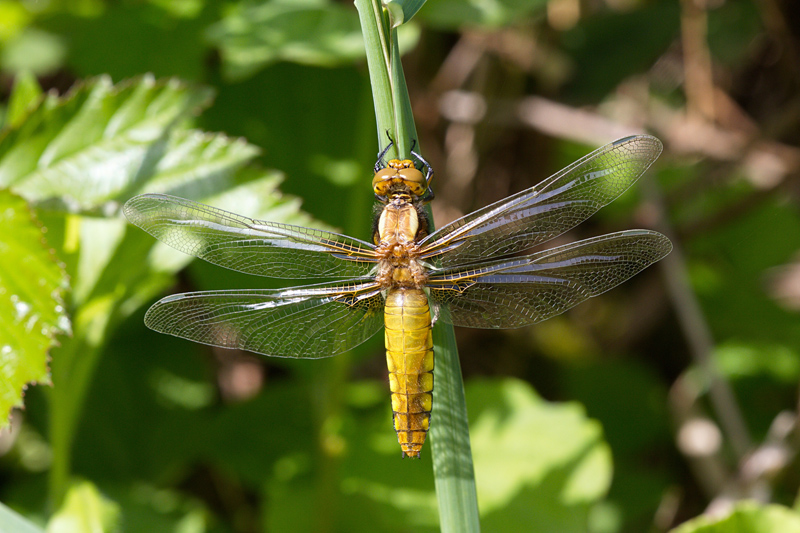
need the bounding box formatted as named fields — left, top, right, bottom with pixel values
left=48, top=302, right=115, bottom=508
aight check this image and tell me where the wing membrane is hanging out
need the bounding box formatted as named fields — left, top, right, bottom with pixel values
left=124, top=193, right=378, bottom=279
left=144, top=280, right=385, bottom=358
left=427, top=230, right=671, bottom=328
left=419, top=136, right=663, bottom=266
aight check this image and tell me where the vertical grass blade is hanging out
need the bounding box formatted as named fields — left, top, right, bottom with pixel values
left=354, top=1, right=480, bottom=530
left=431, top=309, right=480, bottom=532
left=356, top=0, right=398, bottom=159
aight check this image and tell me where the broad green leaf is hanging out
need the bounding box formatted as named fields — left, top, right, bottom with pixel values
left=418, top=0, right=547, bottom=29
left=0, top=75, right=214, bottom=210
left=0, top=191, right=69, bottom=427
left=140, top=128, right=260, bottom=194
left=6, top=71, right=43, bottom=129
left=0, top=501, right=45, bottom=533
left=46, top=480, right=120, bottom=533
left=13, top=74, right=324, bottom=507
left=206, top=0, right=365, bottom=80
left=671, top=502, right=800, bottom=533
left=468, top=379, right=611, bottom=530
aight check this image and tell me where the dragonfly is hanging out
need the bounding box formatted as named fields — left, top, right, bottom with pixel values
left=123, top=134, right=672, bottom=458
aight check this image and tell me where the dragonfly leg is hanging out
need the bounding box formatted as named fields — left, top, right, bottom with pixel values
left=375, top=131, right=396, bottom=172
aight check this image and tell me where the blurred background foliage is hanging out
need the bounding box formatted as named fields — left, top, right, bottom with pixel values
left=0, top=0, right=799, bottom=531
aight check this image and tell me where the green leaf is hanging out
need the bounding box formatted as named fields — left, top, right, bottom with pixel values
left=418, top=0, right=547, bottom=29
left=0, top=75, right=214, bottom=210
left=15, top=74, right=323, bottom=507
left=671, top=502, right=800, bottom=533
left=206, top=0, right=366, bottom=80
left=46, top=480, right=121, bottom=533
left=0, top=191, right=69, bottom=427
left=468, top=379, right=611, bottom=530
left=6, top=71, right=43, bottom=129
left=0, top=501, right=45, bottom=533
left=384, top=0, right=426, bottom=25
left=130, top=127, right=261, bottom=200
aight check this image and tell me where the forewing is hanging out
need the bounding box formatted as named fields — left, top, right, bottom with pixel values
left=144, top=280, right=385, bottom=358
left=124, top=193, right=377, bottom=279
left=427, top=230, right=671, bottom=328
left=419, top=136, right=663, bottom=266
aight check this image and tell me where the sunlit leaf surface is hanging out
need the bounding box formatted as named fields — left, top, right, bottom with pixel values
left=671, top=502, right=800, bottom=533
left=0, top=75, right=213, bottom=210
left=468, top=379, right=611, bottom=531
left=5, top=71, right=43, bottom=129
left=0, top=191, right=69, bottom=427
left=46, top=481, right=120, bottom=533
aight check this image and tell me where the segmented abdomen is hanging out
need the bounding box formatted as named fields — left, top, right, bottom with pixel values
left=384, top=288, right=433, bottom=458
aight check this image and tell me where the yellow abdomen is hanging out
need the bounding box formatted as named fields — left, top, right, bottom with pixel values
left=384, top=288, right=433, bottom=458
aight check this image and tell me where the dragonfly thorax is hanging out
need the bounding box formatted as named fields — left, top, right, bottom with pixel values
left=375, top=198, right=428, bottom=289
left=377, top=198, right=418, bottom=244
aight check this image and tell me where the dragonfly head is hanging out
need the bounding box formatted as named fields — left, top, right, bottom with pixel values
left=372, top=159, right=428, bottom=198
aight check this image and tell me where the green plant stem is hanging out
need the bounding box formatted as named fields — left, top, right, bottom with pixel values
left=48, top=300, right=117, bottom=508
left=354, top=1, right=480, bottom=531
left=312, top=353, right=349, bottom=533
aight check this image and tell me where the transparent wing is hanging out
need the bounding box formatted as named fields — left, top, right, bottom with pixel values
left=419, top=135, right=663, bottom=266
left=144, top=279, right=385, bottom=358
left=124, top=193, right=378, bottom=279
left=427, top=230, right=671, bottom=328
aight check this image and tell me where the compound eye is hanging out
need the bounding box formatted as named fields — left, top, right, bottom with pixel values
left=398, top=167, right=426, bottom=195
left=372, top=167, right=395, bottom=194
